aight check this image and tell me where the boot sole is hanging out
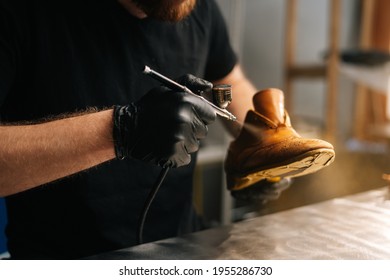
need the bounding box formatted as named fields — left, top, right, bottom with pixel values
left=227, top=148, right=335, bottom=191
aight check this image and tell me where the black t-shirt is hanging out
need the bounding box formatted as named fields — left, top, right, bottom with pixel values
left=0, top=0, right=237, bottom=259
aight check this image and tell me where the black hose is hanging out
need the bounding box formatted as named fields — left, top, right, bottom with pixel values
left=136, top=166, right=170, bottom=245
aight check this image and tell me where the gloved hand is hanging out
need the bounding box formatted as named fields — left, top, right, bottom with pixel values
left=231, top=178, right=292, bottom=203
left=175, top=74, right=213, bottom=95
left=176, top=74, right=214, bottom=103
left=113, top=75, right=216, bottom=168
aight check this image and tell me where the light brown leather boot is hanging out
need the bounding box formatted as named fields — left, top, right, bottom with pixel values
left=225, top=88, right=335, bottom=191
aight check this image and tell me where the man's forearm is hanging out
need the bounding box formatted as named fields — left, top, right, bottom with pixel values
left=0, top=109, right=116, bottom=196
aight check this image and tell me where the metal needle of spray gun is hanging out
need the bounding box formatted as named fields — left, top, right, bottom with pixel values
left=143, top=65, right=237, bottom=121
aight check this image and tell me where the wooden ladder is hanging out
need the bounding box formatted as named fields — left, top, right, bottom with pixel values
left=284, top=0, right=341, bottom=141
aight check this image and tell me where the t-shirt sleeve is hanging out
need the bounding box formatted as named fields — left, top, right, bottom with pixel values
left=0, top=3, right=20, bottom=111
left=203, top=0, right=238, bottom=82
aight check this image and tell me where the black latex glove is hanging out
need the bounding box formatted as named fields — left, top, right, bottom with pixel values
left=176, top=74, right=214, bottom=103
left=175, top=74, right=213, bottom=95
left=231, top=178, right=292, bottom=203
left=113, top=75, right=216, bottom=168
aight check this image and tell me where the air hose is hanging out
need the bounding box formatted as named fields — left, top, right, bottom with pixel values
left=136, top=166, right=170, bottom=245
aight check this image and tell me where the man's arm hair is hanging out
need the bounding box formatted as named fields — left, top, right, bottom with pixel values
left=0, top=109, right=116, bottom=197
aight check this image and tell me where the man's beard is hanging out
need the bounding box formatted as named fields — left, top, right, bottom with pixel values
left=132, top=0, right=197, bottom=22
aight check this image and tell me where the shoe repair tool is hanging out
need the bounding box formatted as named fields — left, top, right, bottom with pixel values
left=136, top=66, right=236, bottom=245
left=143, top=65, right=237, bottom=121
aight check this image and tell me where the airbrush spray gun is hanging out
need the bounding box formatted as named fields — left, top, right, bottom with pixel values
left=136, top=66, right=236, bottom=245
left=143, top=65, right=237, bottom=121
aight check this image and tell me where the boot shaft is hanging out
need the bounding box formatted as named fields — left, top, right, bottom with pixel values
left=253, top=88, right=285, bottom=125
left=234, top=88, right=296, bottom=146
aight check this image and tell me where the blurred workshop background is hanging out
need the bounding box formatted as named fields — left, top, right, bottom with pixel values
left=194, top=0, right=390, bottom=228
left=1, top=0, right=390, bottom=255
